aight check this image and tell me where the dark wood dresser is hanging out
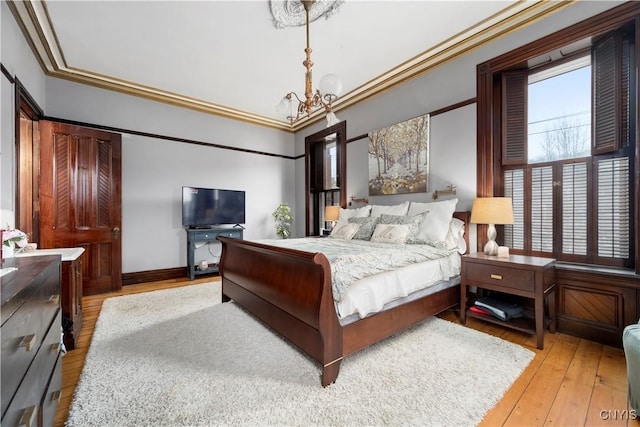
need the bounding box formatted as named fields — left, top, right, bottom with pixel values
left=1, top=255, right=63, bottom=427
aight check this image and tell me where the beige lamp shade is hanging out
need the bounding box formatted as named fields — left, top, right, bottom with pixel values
left=470, top=197, right=514, bottom=225
left=324, top=205, right=341, bottom=222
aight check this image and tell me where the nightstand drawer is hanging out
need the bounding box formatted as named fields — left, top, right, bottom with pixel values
left=465, top=263, right=535, bottom=292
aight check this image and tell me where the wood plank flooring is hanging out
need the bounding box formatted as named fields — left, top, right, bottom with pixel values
left=54, top=278, right=638, bottom=427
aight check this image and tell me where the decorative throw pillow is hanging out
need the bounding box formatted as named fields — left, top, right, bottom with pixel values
left=379, top=212, right=427, bottom=242
left=336, top=205, right=371, bottom=226
left=348, top=217, right=379, bottom=240
left=408, top=198, right=458, bottom=244
left=369, top=201, right=410, bottom=218
left=370, top=224, right=410, bottom=244
left=328, top=223, right=360, bottom=240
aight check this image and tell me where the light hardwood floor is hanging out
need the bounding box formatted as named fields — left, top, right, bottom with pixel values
left=54, top=277, right=638, bottom=427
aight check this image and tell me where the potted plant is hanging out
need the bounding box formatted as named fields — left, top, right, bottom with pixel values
left=272, top=202, right=293, bottom=239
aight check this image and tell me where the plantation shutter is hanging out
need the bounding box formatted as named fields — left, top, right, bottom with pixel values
left=562, top=161, right=588, bottom=255
left=592, top=31, right=620, bottom=155
left=596, top=157, right=630, bottom=259
left=530, top=166, right=553, bottom=252
left=502, top=70, right=528, bottom=165
left=503, top=169, right=524, bottom=250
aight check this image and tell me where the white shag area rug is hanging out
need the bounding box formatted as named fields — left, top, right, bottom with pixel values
left=66, top=282, right=534, bottom=427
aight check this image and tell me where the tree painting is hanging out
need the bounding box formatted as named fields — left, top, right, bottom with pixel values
left=368, top=114, right=429, bottom=195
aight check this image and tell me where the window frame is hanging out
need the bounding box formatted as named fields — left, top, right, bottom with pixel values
left=476, top=4, right=639, bottom=273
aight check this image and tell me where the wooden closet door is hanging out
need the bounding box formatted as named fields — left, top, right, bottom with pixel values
left=39, top=121, right=122, bottom=295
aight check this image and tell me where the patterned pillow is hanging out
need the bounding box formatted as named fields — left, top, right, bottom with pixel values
left=329, top=223, right=360, bottom=240
left=348, top=217, right=380, bottom=240
left=379, top=212, right=427, bottom=242
left=370, top=224, right=410, bottom=244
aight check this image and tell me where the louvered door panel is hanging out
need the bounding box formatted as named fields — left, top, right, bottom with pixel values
left=592, top=32, right=619, bottom=154
left=53, top=133, right=72, bottom=230
left=502, top=70, right=527, bottom=164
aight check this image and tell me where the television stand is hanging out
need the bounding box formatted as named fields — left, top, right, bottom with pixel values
left=186, top=227, right=243, bottom=280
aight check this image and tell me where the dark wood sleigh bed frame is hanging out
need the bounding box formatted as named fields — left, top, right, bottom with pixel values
left=217, top=211, right=470, bottom=386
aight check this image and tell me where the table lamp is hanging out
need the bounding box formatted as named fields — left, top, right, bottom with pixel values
left=324, top=205, right=340, bottom=230
left=470, top=197, right=514, bottom=256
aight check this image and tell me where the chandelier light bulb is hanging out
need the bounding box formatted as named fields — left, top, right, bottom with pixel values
left=319, top=74, right=342, bottom=98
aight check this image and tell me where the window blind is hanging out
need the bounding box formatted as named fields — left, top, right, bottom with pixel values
left=597, top=157, right=630, bottom=258
left=503, top=169, right=524, bottom=250
left=531, top=166, right=553, bottom=252
left=562, top=162, right=588, bottom=255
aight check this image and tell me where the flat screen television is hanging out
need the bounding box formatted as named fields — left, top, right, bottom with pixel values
left=182, top=186, right=246, bottom=228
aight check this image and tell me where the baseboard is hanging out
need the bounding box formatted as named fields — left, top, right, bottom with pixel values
left=122, top=267, right=188, bottom=286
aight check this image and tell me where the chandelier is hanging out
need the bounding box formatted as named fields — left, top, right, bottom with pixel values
left=277, top=0, right=342, bottom=126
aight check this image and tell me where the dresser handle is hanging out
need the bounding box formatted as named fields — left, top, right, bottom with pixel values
left=490, top=274, right=503, bottom=280
left=49, top=294, right=60, bottom=305
left=51, top=390, right=62, bottom=404
left=17, top=405, right=36, bottom=427
left=51, top=342, right=62, bottom=354
left=19, top=334, right=37, bottom=352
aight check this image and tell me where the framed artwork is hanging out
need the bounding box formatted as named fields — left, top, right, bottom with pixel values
left=368, top=113, right=430, bottom=195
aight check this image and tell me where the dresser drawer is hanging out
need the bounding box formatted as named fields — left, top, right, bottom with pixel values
left=40, top=352, right=62, bottom=427
left=216, top=229, right=241, bottom=239
left=2, top=309, right=62, bottom=427
left=1, top=275, right=61, bottom=416
left=465, top=262, right=535, bottom=292
left=193, top=231, right=216, bottom=240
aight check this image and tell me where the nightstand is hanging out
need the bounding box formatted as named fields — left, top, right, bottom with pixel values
left=460, top=252, right=556, bottom=349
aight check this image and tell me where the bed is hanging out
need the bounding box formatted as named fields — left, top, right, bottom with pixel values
left=218, top=202, right=470, bottom=386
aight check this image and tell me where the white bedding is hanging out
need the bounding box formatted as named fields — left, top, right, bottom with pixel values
left=336, top=250, right=460, bottom=321
left=254, top=237, right=461, bottom=321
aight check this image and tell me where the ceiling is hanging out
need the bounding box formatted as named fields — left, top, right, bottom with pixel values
left=9, top=1, right=572, bottom=131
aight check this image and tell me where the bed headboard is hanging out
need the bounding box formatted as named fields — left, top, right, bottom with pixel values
left=453, top=211, right=471, bottom=254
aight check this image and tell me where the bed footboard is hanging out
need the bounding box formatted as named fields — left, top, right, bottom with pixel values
left=218, top=236, right=343, bottom=386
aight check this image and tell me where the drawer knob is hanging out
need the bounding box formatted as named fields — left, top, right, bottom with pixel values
left=19, top=334, right=37, bottom=352
left=490, top=274, right=503, bottom=280
left=17, top=405, right=36, bottom=427
left=51, top=342, right=62, bottom=354
left=51, top=390, right=62, bottom=404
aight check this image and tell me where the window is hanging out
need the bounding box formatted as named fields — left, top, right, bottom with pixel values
left=305, top=121, right=347, bottom=236
left=499, top=22, right=636, bottom=269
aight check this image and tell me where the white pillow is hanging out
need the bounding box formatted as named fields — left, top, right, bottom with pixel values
left=370, top=224, right=410, bottom=244
left=329, top=223, right=360, bottom=240
left=408, top=198, right=458, bottom=243
left=442, top=217, right=467, bottom=253
left=369, top=201, right=410, bottom=218
left=336, top=205, right=371, bottom=226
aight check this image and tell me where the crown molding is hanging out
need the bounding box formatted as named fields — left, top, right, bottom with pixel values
left=8, top=0, right=571, bottom=133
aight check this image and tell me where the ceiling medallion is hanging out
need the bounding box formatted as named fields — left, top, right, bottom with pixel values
left=270, top=0, right=343, bottom=28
